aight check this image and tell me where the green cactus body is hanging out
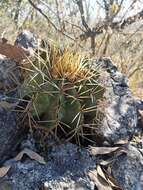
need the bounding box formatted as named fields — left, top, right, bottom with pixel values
left=32, top=77, right=104, bottom=131
left=32, top=80, right=61, bottom=128
left=76, top=78, right=104, bottom=123
left=25, top=50, right=104, bottom=142
left=32, top=79, right=83, bottom=131
left=59, top=85, right=83, bottom=129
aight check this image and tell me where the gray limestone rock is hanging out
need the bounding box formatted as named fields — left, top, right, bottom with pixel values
left=0, top=92, right=27, bottom=165
left=15, top=30, right=37, bottom=50
left=0, top=32, right=141, bottom=190
left=94, top=58, right=138, bottom=144
left=111, top=145, right=143, bottom=190
left=0, top=56, right=27, bottom=164
left=0, top=57, right=22, bottom=91
left=3, top=143, right=96, bottom=190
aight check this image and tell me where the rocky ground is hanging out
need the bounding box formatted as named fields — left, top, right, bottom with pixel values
left=0, top=31, right=142, bottom=190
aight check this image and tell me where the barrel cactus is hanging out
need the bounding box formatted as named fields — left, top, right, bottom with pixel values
left=23, top=44, right=104, bottom=144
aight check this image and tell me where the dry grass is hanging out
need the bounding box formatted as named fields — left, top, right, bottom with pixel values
left=88, top=28, right=143, bottom=99
left=1, top=10, right=143, bottom=98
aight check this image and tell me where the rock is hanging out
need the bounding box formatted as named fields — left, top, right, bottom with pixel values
left=0, top=180, right=13, bottom=190
left=15, top=30, right=37, bottom=56
left=0, top=32, right=141, bottom=190
left=3, top=143, right=96, bottom=190
left=0, top=31, right=37, bottom=64
left=135, top=98, right=143, bottom=110
left=94, top=58, right=138, bottom=144
left=0, top=31, right=39, bottom=164
left=0, top=54, right=27, bottom=164
left=111, top=145, right=143, bottom=190
left=0, top=57, right=22, bottom=91
left=0, top=92, right=27, bottom=164
left=0, top=31, right=38, bottom=66
left=42, top=178, right=92, bottom=190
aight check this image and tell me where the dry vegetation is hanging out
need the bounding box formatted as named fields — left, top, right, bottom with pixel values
left=0, top=0, right=143, bottom=98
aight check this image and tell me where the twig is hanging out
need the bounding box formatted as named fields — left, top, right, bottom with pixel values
left=28, top=0, right=78, bottom=42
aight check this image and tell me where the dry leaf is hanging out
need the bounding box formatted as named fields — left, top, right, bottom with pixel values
left=0, top=101, right=17, bottom=109
left=114, top=139, right=129, bottom=145
left=97, top=165, right=108, bottom=182
left=88, top=169, right=113, bottom=190
left=108, top=178, right=123, bottom=190
left=114, top=148, right=127, bottom=158
left=88, top=166, right=123, bottom=190
left=0, top=149, right=46, bottom=179
left=14, top=148, right=46, bottom=164
left=89, top=146, right=119, bottom=156
left=107, top=166, right=112, bottom=174
left=100, top=159, right=114, bottom=166
left=0, top=42, right=29, bottom=62
left=103, top=168, right=123, bottom=190
left=0, top=165, right=11, bottom=177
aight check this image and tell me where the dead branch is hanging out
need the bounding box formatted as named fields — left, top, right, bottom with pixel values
left=27, top=0, right=78, bottom=42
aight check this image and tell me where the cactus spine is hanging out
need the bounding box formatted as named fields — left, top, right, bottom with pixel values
left=23, top=46, right=104, bottom=142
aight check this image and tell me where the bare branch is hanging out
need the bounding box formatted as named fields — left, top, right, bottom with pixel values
left=14, top=0, right=23, bottom=26
left=74, top=0, right=91, bottom=32
left=55, top=0, right=63, bottom=30
left=27, top=0, right=77, bottom=42
left=120, top=9, right=143, bottom=28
